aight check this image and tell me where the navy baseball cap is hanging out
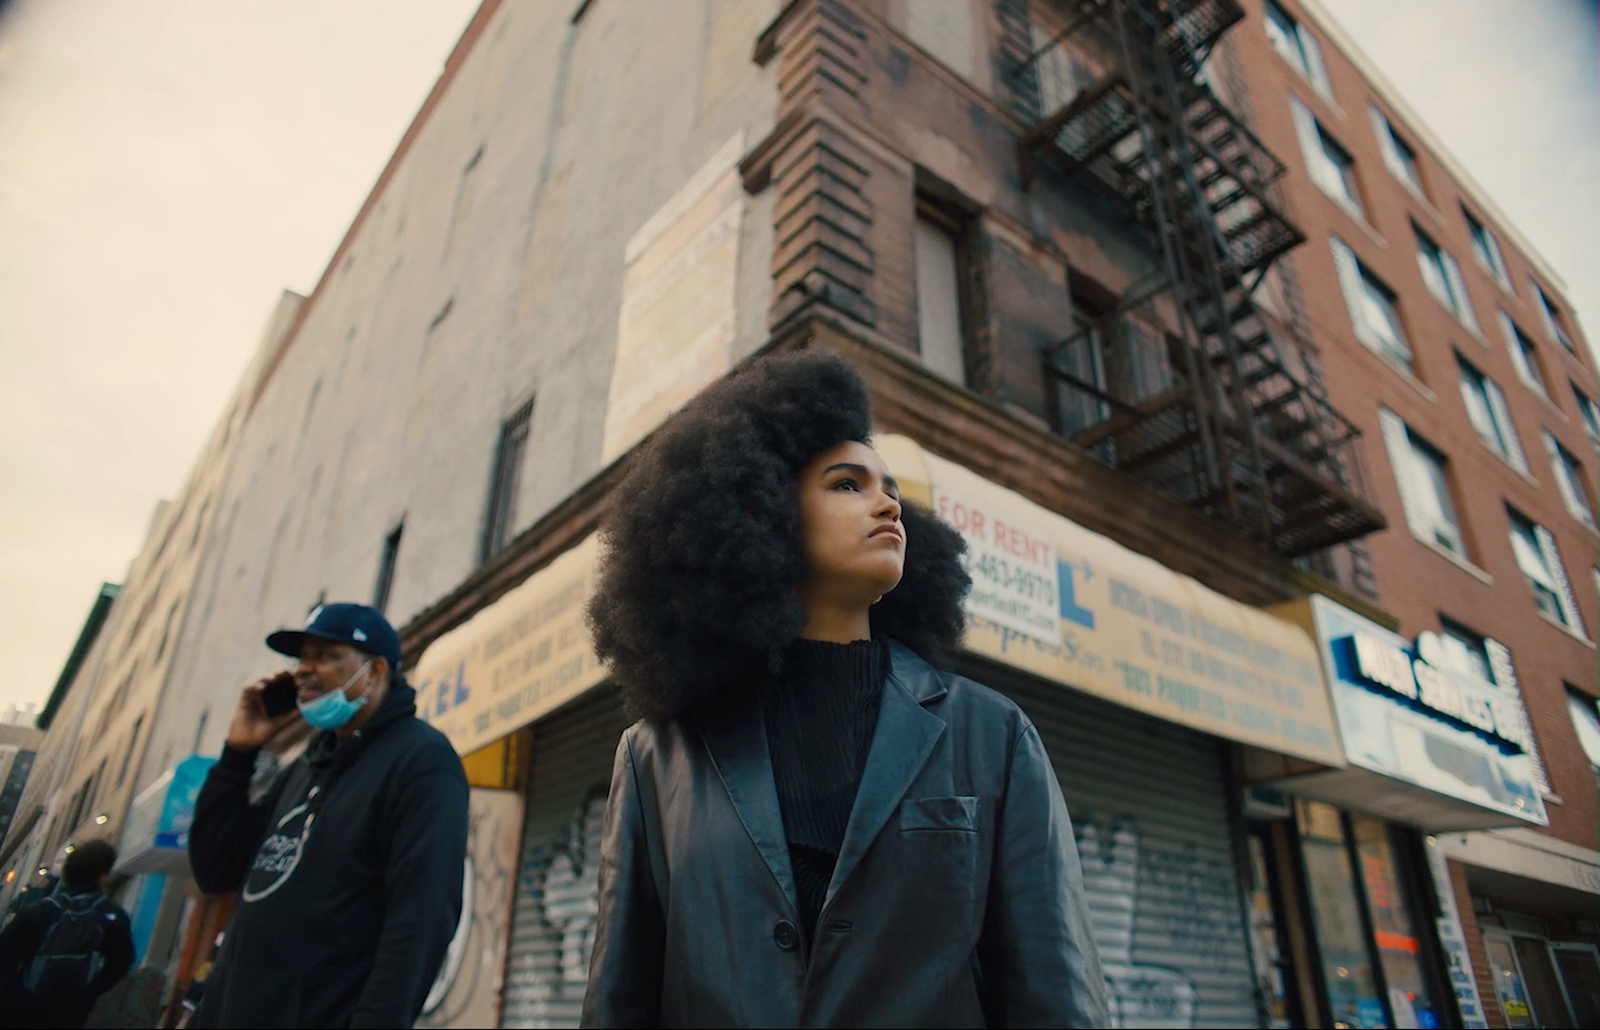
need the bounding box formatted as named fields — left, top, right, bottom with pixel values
left=266, top=603, right=402, bottom=671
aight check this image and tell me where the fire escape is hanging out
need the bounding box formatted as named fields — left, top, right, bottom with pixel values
left=1014, top=0, right=1384, bottom=557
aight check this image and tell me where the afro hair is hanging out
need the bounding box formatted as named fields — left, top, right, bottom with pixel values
left=587, top=350, right=970, bottom=723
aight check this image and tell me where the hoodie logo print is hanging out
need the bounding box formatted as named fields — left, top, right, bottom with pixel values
left=241, top=794, right=315, bottom=903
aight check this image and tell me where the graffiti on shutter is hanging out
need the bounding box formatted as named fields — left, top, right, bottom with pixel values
left=1075, top=810, right=1243, bottom=1028
left=502, top=785, right=608, bottom=1028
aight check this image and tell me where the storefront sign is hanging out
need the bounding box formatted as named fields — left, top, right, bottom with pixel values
left=413, top=535, right=605, bottom=757
left=115, top=754, right=217, bottom=875
left=1424, top=835, right=1489, bottom=1029
left=601, top=133, right=745, bottom=464
left=878, top=436, right=1343, bottom=766
left=1348, top=632, right=1530, bottom=752
left=1306, top=595, right=1546, bottom=825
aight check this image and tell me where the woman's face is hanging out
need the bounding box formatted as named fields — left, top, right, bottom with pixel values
left=796, top=440, right=905, bottom=605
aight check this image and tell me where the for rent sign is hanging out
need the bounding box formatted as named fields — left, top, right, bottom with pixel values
left=876, top=435, right=1343, bottom=767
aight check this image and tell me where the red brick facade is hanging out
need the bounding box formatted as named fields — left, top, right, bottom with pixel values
left=1231, top=0, right=1598, bottom=848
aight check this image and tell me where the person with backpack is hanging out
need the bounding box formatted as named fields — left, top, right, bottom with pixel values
left=0, top=839, right=135, bottom=1029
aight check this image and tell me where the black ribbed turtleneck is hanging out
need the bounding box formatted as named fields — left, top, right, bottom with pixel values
left=763, top=637, right=887, bottom=944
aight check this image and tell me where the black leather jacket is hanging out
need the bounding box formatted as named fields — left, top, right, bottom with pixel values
left=582, top=642, right=1108, bottom=1028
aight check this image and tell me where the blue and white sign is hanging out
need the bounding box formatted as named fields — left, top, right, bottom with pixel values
left=116, top=754, right=218, bottom=875
left=1309, top=596, right=1546, bottom=825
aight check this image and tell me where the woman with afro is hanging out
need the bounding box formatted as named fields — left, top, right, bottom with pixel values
left=581, top=351, right=1106, bottom=1028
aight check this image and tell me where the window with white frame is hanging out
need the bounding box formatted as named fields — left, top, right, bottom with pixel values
left=1463, top=208, right=1511, bottom=291
left=1531, top=281, right=1578, bottom=355
left=1378, top=408, right=1467, bottom=557
left=1369, top=106, right=1425, bottom=197
left=1264, top=0, right=1332, bottom=98
left=1290, top=98, right=1361, bottom=215
left=1332, top=238, right=1410, bottom=369
left=1573, top=382, right=1600, bottom=450
left=1437, top=617, right=1495, bottom=684
left=1414, top=224, right=1478, bottom=331
left=1457, top=356, right=1526, bottom=470
left=1497, top=310, right=1548, bottom=397
left=1506, top=506, right=1583, bottom=629
left=1543, top=431, right=1595, bottom=527
left=1567, top=686, right=1600, bottom=775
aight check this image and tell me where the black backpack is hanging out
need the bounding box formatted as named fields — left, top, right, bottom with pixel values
left=20, top=891, right=112, bottom=1001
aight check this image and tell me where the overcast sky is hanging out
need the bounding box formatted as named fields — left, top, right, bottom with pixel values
left=0, top=0, right=1595, bottom=714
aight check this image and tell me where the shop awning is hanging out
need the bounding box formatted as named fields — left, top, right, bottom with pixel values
left=412, top=534, right=606, bottom=758
left=877, top=435, right=1344, bottom=766
left=410, top=437, right=1347, bottom=769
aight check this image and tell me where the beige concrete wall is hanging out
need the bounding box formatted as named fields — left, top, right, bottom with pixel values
left=136, top=0, right=780, bottom=785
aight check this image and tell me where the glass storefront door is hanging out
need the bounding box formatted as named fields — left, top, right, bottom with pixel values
left=1550, top=943, right=1600, bottom=1026
left=1349, top=815, right=1443, bottom=1029
left=1292, top=802, right=1453, bottom=1029
left=1298, top=801, right=1389, bottom=1028
left=1484, top=936, right=1536, bottom=1027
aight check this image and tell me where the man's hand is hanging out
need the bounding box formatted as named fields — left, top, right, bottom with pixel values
left=225, top=676, right=300, bottom=750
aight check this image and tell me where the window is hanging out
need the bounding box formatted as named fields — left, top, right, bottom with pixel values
left=1506, top=506, right=1581, bottom=628
left=1332, top=238, right=1411, bottom=369
left=913, top=212, right=969, bottom=386
left=1463, top=209, right=1511, bottom=291
left=1567, top=687, right=1600, bottom=772
left=480, top=399, right=533, bottom=564
left=1498, top=310, right=1548, bottom=396
left=1369, top=106, right=1424, bottom=196
left=373, top=521, right=404, bottom=616
left=1291, top=99, right=1361, bottom=215
left=1573, top=383, right=1600, bottom=450
left=1437, top=618, right=1494, bottom=684
left=1265, top=0, right=1332, bottom=97
left=113, top=715, right=144, bottom=789
left=1378, top=408, right=1466, bottom=557
left=1532, top=282, right=1578, bottom=355
left=154, top=600, right=180, bottom=663
left=1457, top=356, right=1526, bottom=470
left=1414, top=225, right=1478, bottom=331
left=1543, top=431, right=1595, bottom=527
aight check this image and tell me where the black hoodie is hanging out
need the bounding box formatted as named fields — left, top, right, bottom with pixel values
left=188, top=680, right=468, bottom=1029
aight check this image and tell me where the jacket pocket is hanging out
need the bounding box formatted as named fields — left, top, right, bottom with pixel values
left=899, top=795, right=978, bottom=832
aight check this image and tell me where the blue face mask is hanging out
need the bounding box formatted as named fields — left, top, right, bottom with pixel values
left=297, top=659, right=375, bottom=731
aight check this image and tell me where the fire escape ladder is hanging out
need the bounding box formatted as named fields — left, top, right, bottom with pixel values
left=1024, top=0, right=1385, bottom=557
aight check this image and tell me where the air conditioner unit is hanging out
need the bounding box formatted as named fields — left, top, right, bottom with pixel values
left=1243, top=785, right=1292, bottom=821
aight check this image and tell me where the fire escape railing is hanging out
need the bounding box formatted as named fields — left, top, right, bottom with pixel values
left=1015, top=0, right=1385, bottom=557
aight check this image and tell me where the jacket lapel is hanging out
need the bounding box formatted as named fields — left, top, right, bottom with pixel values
left=825, top=647, right=947, bottom=907
left=698, top=702, right=798, bottom=916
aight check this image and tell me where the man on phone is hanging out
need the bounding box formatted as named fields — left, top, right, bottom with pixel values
left=187, top=603, right=468, bottom=1029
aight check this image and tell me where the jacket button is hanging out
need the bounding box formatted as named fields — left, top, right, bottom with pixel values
left=773, top=919, right=799, bottom=951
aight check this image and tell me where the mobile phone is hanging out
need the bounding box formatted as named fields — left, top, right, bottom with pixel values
left=260, top=673, right=299, bottom=719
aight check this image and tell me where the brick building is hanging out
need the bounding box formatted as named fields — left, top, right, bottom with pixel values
left=8, top=1, right=1594, bottom=1027
left=1226, top=2, right=1599, bottom=1026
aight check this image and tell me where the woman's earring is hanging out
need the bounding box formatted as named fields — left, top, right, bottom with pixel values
left=872, top=595, right=883, bottom=605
